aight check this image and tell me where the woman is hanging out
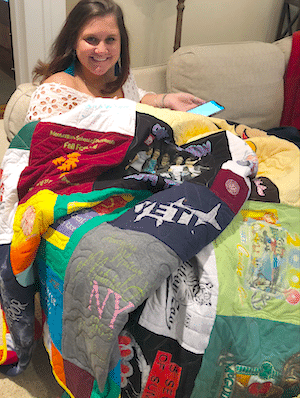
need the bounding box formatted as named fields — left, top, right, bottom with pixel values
left=25, top=0, right=204, bottom=123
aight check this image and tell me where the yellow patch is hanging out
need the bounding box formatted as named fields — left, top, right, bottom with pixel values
left=235, top=373, right=251, bottom=387
left=43, top=227, right=69, bottom=250
left=11, top=190, right=58, bottom=275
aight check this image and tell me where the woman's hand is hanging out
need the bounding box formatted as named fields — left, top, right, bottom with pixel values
left=162, top=92, right=206, bottom=112
left=141, top=92, right=206, bottom=112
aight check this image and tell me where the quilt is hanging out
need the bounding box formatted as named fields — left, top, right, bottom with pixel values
left=0, top=98, right=299, bottom=398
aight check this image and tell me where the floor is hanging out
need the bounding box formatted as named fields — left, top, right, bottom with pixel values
left=0, top=301, right=64, bottom=398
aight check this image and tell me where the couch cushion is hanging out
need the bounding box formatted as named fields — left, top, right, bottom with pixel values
left=166, top=41, right=286, bottom=130
left=4, top=82, right=37, bottom=141
left=133, top=64, right=167, bottom=94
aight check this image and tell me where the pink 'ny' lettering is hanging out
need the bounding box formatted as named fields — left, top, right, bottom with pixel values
left=88, top=280, right=135, bottom=329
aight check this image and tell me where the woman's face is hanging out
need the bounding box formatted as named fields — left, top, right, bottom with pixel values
left=75, top=14, right=121, bottom=78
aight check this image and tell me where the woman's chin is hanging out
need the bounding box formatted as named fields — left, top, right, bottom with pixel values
left=89, top=64, right=114, bottom=78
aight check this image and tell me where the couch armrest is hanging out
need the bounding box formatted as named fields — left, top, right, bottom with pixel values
left=0, top=120, right=9, bottom=165
left=4, top=82, right=37, bottom=142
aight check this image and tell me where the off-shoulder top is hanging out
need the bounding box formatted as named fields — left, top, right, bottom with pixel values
left=25, top=72, right=148, bottom=124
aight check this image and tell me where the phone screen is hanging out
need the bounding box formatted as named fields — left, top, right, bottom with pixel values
left=187, top=101, right=225, bottom=116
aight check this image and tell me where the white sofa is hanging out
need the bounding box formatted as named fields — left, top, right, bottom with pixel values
left=0, top=36, right=293, bottom=163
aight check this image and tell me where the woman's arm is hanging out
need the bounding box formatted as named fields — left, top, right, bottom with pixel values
left=140, top=92, right=205, bottom=112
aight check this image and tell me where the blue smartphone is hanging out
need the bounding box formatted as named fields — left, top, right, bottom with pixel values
left=187, top=100, right=225, bottom=116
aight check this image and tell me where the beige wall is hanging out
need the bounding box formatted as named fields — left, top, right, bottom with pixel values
left=68, top=0, right=284, bottom=68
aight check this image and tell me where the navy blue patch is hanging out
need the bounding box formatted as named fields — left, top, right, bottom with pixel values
left=182, top=130, right=231, bottom=188
left=0, top=244, right=35, bottom=375
left=110, top=181, right=235, bottom=261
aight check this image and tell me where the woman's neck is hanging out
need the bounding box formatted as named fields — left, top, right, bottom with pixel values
left=75, top=64, right=116, bottom=97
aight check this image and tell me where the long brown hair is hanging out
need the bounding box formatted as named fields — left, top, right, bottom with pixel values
left=33, top=0, right=130, bottom=94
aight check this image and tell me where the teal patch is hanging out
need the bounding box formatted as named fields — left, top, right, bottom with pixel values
left=38, top=257, right=64, bottom=351
left=9, top=121, right=38, bottom=150
left=191, top=316, right=300, bottom=398
left=15, top=263, right=35, bottom=287
left=91, top=361, right=121, bottom=398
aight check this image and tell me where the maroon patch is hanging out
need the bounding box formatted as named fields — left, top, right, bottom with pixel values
left=210, top=169, right=249, bottom=214
left=63, top=359, right=94, bottom=398
left=18, top=122, right=133, bottom=203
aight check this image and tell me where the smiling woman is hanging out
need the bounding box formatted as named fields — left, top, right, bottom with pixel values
left=32, top=0, right=131, bottom=97
left=73, top=14, right=122, bottom=97
left=25, top=0, right=204, bottom=125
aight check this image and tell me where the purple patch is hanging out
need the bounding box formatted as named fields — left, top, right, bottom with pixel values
left=52, top=209, right=98, bottom=237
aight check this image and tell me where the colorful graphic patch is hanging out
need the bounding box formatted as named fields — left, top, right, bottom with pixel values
left=214, top=201, right=300, bottom=325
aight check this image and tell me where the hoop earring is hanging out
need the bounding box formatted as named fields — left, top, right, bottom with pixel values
left=72, top=49, right=77, bottom=62
left=114, top=60, right=121, bottom=76
left=64, top=50, right=77, bottom=77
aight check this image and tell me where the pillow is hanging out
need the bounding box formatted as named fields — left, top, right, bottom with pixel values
left=166, top=41, right=286, bottom=130
left=273, top=35, right=293, bottom=69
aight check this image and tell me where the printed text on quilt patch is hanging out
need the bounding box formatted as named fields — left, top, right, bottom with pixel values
left=134, top=198, right=221, bottom=230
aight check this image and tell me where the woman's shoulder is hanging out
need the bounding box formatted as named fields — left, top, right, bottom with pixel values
left=25, top=78, right=91, bottom=123
left=43, top=71, right=76, bottom=87
left=32, top=75, right=91, bottom=100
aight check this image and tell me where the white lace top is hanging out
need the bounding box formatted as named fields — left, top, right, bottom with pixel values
left=25, top=72, right=148, bottom=124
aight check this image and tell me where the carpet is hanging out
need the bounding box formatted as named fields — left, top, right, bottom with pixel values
left=0, top=297, right=64, bottom=398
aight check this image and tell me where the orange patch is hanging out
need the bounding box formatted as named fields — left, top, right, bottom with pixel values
left=51, top=342, right=66, bottom=386
left=93, top=194, right=133, bottom=215
left=10, top=235, right=41, bottom=275
left=236, top=373, right=251, bottom=387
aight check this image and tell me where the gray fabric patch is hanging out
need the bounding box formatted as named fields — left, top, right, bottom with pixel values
left=62, top=222, right=182, bottom=391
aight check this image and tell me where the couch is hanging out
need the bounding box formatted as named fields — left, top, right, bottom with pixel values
left=1, top=35, right=293, bottom=149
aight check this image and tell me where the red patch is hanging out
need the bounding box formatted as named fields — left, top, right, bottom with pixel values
left=242, top=131, right=249, bottom=140
left=93, top=195, right=130, bottom=216
left=121, top=364, right=131, bottom=374
left=248, top=382, right=272, bottom=396
left=120, top=349, right=132, bottom=358
left=142, top=351, right=182, bottom=398
left=118, top=335, right=131, bottom=345
left=144, top=134, right=155, bottom=146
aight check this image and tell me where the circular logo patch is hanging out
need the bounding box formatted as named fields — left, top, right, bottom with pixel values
left=21, top=205, right=36, bottom=236
left=225, top=179, right=240, bottom=196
